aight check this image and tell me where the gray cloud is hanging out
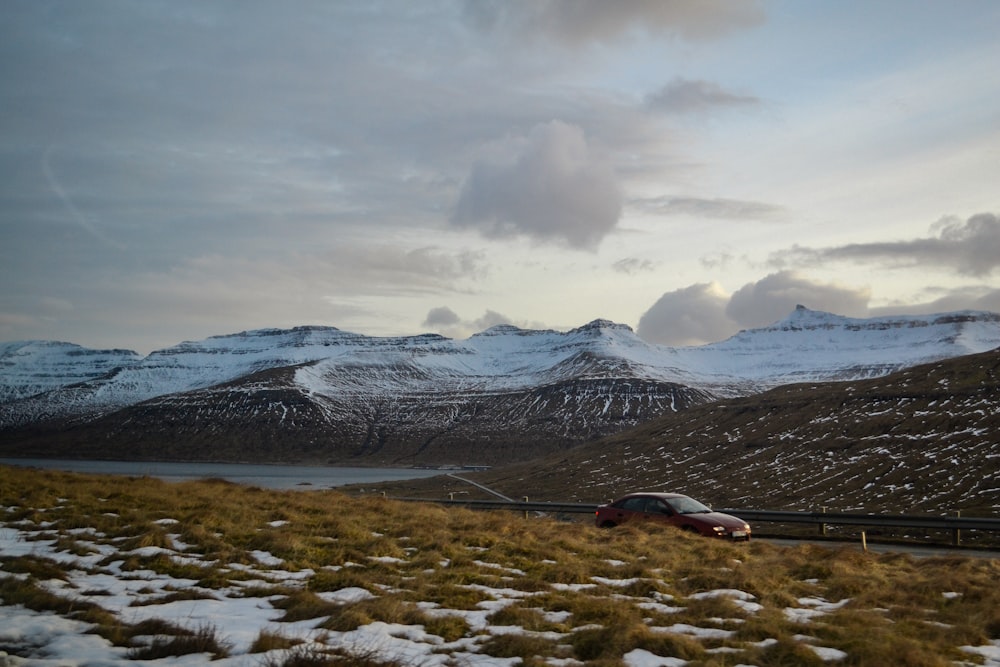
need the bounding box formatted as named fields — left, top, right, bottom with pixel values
left=4, top=1, right=992, bottom=357
left=636, top=282, right=734, bottom=346
left=451, top=121, right=623, bottom=249
left=769, top=213, right=1000, bottom=277
left=632, top=195, right=784, bottom=220
left=699, top=251, right=736, bottom=270
left=0, top=311, right=43, bottom=335
left=0, top=242, right=488, bottom=354
left=646, top=77, right=760, bottom=115
left=869, top=286, right=1000, bottom=317
left=420, top=307, right=514, bottom=339
left=725, top=271, right=871, bottom=329
left=637, top=272, right=873, bottom=345
left=613, top=257, right=658, bottom=275
left=0, top=3, right=495, bottom=247
left=336, top=246, right=488, bottom=290
left=466, top=0, right=764, bottom=45
left=423, top=306, right=461, bottom=328
left=472, top=310, right=513, bottom=330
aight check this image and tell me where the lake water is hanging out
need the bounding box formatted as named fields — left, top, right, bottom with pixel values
left=0, top=458, right=447, bottom=490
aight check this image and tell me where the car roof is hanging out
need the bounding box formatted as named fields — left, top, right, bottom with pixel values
left=618, top=492, right=688, bottom=500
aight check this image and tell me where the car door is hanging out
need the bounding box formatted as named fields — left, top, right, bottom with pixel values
left=609, top=496, right=649, bottom=524
left=645, top=497, right=679, bottom=528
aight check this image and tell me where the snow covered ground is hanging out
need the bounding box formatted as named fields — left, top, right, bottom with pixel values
left=3, top=499, right=999, bottom=666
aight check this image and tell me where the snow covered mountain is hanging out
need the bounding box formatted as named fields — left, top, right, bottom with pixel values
left=0, top=341, right=141, bottom=404
left=1, top=307, right=999, bottom=465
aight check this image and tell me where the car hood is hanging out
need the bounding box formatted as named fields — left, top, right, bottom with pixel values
left=692, top=512, right=748, bottom=529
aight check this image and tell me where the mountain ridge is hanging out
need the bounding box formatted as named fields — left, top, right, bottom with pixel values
left=2, top=308, right=999, bottom=466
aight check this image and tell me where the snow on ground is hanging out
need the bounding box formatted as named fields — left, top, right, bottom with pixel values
left=623, top=649, right=687, bottom=667
left=963, top=640, right=1000, bottom=666
left=2, top=508, right=997, bottom=666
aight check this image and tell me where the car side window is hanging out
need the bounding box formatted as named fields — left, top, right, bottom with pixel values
left=620, top=497, right=646, bottom=512
left=651, top=499, right=672, bottom=515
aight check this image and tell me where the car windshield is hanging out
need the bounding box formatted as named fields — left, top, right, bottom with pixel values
left=665, top=497, right=711, bottom=515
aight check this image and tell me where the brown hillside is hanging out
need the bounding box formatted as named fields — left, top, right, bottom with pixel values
left=364, top=348, right=1000, bottom=517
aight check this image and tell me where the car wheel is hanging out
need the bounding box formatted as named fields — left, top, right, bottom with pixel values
left=681, top=525, right=699, bottom=535
left=600, top=521, right=617, bottom=528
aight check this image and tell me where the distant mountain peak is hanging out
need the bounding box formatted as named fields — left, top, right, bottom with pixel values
left=470, top=324, right=531, bottom=337
left=770, top=305, right=844, bottom=329
left=570, top=319, right=635, bottom=334
left=468, top=319, right=635, bottom=340
left=767, top=307, right=1000, bottom=332
left=470, top=322, right=567, bottom=339
left=206, top=325, right=344, bottom=341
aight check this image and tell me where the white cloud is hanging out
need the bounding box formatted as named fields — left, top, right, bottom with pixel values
left=451, top=121, right=622, bottom=249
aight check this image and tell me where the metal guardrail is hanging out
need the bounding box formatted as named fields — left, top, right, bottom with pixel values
left=717, top=508, right=1000, bottom=533
left=393, top=497, right=596, bottom=514
left=390, top=497, right=1000, bottom=545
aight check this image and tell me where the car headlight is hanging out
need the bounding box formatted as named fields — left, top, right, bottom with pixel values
left=712, top=526, right=727, bottom=533
left=744, top=524, right=751, bottom=532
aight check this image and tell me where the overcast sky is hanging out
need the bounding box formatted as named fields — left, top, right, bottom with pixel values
left=2, top=0, right=999, bottom=354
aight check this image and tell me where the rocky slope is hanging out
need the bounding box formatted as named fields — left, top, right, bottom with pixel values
left=381, top=347, right=1000, bottom=516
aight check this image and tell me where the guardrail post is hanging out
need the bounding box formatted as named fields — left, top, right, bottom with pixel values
left=819, top=507, right=827, bottom=536
left=952, top=510, right=961, bottom=546
left=523, top=496, right=529, bottom=519
left=861, top=530, right=868, bottom=553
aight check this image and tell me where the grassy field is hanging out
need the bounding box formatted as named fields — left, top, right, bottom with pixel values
left=1, top=465, right=999, bottom=666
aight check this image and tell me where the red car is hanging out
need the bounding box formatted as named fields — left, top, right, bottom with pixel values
left=595, top=492, right=750, bottom=540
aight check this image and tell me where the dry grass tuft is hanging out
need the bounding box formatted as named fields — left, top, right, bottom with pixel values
left=0, top=554, right=70, bottom=581
left=318, top=597, right=423, bottom=632
left=272, top=590, right=343, bottom=622
left=126, top=622, right=231, bottom=660
left=487, top=604, right=565, bottom=633
left=249, top=629, right=303, bottom=653
left=478, top=632, right=559, bottom=660
left=570, top=622, right=704, bottom=662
